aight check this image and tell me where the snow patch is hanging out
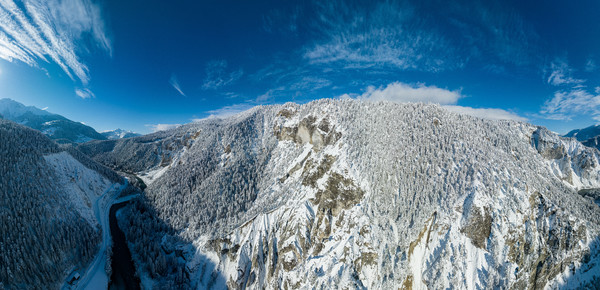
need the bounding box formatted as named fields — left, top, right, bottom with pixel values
left=44, top=152, right=113, bottom=227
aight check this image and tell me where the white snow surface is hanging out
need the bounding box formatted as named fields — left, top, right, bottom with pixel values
left=44, top=152, right=114, bottom=227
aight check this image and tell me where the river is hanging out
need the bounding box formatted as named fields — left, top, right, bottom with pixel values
left=108, top=202, right=141, bottom=290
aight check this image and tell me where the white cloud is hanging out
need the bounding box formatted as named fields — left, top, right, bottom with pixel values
left=202, top=60, right=243, bottom=90
left=145, top=123, right=181, bottom=132
left=341, top=81, right=525, bottom=121
left=443, top=105, right=527, bottom=122
left=256, top=86, right=285, bottom=103
left=546, top=58, right=585, bottom=86
left=585, top=58, right=597, bottom=72
left=75, top=87, right=95, bottom=99
left=169, top=74, right=186, bottom=96
left=356, top=82, right=463, bottom=105
left=194, top=103, right=255, bottom=121
left=256, top=90, right=274, bottom=103
left=0, top=0, right=111, bottom=84
left=288, top=76, right=331, bottom=91
left=540, top=89, right=600, bottom=120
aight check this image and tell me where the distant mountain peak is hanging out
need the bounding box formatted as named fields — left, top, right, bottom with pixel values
left=101, top=128, right=141, bottom=140
left=565, top=124, right=600, bottom=141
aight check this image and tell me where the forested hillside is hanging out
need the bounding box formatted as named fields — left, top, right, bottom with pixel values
left=87, top=99, right=600, bottom=289
left=0, top=119, right=121, bottom=288
left=77, top=128, right=196, bottom=175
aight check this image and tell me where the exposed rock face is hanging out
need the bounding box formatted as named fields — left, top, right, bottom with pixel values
left=274, top=111, right=342, bottom=151
left=504, top=191, right=590, bottom=289
left=531, top=127, right=566, bottom=160
left=460, top=206, right=492, bottom=249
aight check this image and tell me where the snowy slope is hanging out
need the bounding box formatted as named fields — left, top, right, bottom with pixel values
left=44, top=152, right=116, bottom=227
left=92, top=99, right=600, bottom=289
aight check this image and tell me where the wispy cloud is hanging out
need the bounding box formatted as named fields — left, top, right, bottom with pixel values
left=202, top=60, right=243, bottom=90
left=247, top=0, right=541, bottom=107
left=256, top=86, right=286, bottom=103
left=169, top=74, right=186, bottom=96
left=145, top=123, right=181, bottom=132
left=545, top=58, right=585, bottom=86
left=0, top=0, right=111, bottom=84
left=585, top=58, right=597, bottom=72
left=537, top=57, right=600, bottom=121
left=444, top=105, right=527, bottom=122
left=250, top=63, right=333, bottom=99
left=262, top=6, right=301, bottom=34
left=447, top=1, right=538, bottom=68
left=304, top=1, right=460, bottom=72
left=301, top=0, right=539, bottom=74
left=288, top=76, right=332, bottom=91
left=349, top=82, right=464, bottom=105
left=194, top=103, right=255, bottom=121
left=540, top=89, right=600, bottom=120
left=250, top=74, right=333, bottom=104
left=75, top=87, right=95, bottom=99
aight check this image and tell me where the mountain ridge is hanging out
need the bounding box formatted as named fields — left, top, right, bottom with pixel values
left=81, top=99, right=600, bottom=289
left=565, top=124, right=600, bottom=141
left=101, top=128, right=141, bottom=140
left=0, top=98, right=106, bottom=144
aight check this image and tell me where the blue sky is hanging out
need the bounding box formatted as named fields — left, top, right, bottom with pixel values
left=1, top=0, right=599, bottom=134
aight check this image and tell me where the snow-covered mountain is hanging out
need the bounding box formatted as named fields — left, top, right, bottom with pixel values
left=0, top=119, right=125, bottom=289
left=565, top=124, right=600, bottom=152
left=565, top=124, right=600, bottom=142
left=82, top=99, right=600, bottom=289
left=101, top=128, right=141, bottom=140
left=0, top=98, right=106, bottom=144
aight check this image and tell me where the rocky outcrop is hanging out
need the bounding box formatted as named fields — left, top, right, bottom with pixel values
left=531, top=127, right=566, bottom=160
left=273, top=111, right=342, bottom=151
left=460, top=206, right=492, bottom=249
